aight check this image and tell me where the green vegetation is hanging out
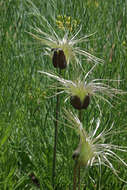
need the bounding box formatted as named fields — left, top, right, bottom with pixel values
left=0, top=0, right=127, bottom=189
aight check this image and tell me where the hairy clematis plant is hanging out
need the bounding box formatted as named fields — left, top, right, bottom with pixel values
left=65, top=110, right=127, bottom=183
left=27, top=2, right=104, bottom=69
left=28, top=27, right=104, bottom=69
left=38, top=70, right=126, bottom=110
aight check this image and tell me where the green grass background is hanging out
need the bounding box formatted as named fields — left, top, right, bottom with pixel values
left=0, top=0, right=127, bottom=189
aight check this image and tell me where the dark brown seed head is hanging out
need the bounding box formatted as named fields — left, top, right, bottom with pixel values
left=82, top=95, right=90, bottom=109
left=58, top=50, right=67, bottom=69
left=70, top=96, right=83, bottom=110
left=70, top=95, right=90, bottom=110
left=52, top=49, right=67, bottom=69
left=52, top=50, right=59, bottom=68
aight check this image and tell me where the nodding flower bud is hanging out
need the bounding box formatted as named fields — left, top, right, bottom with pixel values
left=70, top=95, right=90, bottom=110
left=72, top=149, right=80, bottom=160
left=72, top=139, right=94, bottom=166
left=52, top=49, right=67, bottom=69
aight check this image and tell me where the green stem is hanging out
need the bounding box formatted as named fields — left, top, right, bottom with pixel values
left=73, top=161, right=78, bottom=190
left=77, top=165, right=80, bottom=190
left=77, top=110, right=82, bottom=190
left=73, top=110, right=82, bottom=190
left=52, top=69, right=61, bottom=189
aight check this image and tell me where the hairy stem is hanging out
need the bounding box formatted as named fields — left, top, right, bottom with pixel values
left=73, top=161, right=78, bottom=190
left=73, top=111, right=82, bottom=190
left=78, top=165, right=80, bottom=190
left=52, top=69, right=61, bottom=189
left=77, top=110, right=82, bottom=190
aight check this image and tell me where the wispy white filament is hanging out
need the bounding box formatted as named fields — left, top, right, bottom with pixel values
left=38, top=71, right=126, bottom=108
left=64, top=110, right=127, bottom=183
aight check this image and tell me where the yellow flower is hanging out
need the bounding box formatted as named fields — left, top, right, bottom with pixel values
left=66, top=16, right=71, bottom=22
left=66, top=21, right=71, bottom=26
left=57, top=15, right=63, bottom=20
left=56, top=15, right=79, bottom=33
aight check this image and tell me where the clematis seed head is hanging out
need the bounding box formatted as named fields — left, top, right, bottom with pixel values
left=52, top=49, right=67, bottom=69
left=70, top=95, right=90, bottom=110
left=64, top=110, right=127, bottom=183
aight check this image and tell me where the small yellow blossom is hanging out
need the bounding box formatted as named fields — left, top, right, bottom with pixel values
left=56, top=15, right=79, bottom=32
left=57, top=15, right=62, bottom=20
